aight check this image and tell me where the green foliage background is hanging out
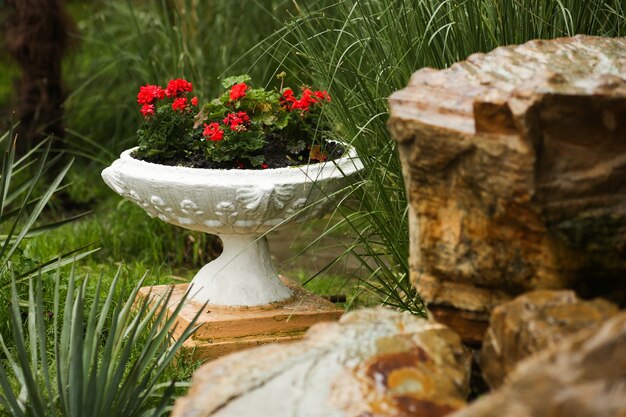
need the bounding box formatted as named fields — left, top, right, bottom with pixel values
left=0, top=0, right=624, bottom=414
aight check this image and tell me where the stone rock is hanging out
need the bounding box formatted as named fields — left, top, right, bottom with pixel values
left=479, top=290, right=618, bottom=389
left=450, top=310, right=626, bottom=417
left=172, top=308, right=471, bottom=417
left=388, top=35, right=626, bottom=343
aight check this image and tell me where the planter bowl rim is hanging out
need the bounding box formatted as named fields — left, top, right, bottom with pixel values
left=116, top=144, right=361, bottom=182
left=101, top=142, right=363, bottom=235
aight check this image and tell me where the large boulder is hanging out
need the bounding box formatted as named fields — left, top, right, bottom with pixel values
left=172, top=308, right=471, bottom=417
left=451, top=310, right=626, bottom=417
left=479, top=290, right=618, bottom=388
left=388, top=35, right=626, bottom=343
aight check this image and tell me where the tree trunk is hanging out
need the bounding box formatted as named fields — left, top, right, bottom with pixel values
left=4, top=0, right=74, bottom=152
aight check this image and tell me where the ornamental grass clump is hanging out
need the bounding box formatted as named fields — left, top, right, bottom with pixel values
left=134, top=74, right=341, bottom=169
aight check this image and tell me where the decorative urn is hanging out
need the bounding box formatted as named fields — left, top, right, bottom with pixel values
left=102, top=146, right=363, bottom=308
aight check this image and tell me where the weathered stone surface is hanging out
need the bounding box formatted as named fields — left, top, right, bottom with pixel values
left=479, top=290, right=618, bottom=389
left=388, top=35, right=626, bottom=342
left=172, top=308, right=471, bottom=417
left=451, top=310, right=626, bottom=417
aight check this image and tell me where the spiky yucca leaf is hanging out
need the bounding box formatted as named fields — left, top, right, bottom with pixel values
left=0, top=127, right=94, bottom=285
left=0, top=266, right=200, bottom=417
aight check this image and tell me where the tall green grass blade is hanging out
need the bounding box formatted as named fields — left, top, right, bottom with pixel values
left=0, top=147, right=71, bottom=265
left=0, top=364, right=25, bottom=417
left=35, top=273, right=54, bottom=404
left=9, top=276, right=46, bottom=416
left=10, top=210, right=93, bottom=239
left=5, top=245, right=100, bottom=287
left=0, top=146, right=14, bottom=220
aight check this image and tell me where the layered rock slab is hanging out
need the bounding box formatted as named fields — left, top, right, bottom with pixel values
left=137, top=279, right=343, bottom=362
left=171, top=308, right=471, bottom=417
left=451, top=310, right=626, bottom=417
left=479, top=290, right=618, bottom=389
left=388, top=35, right=626, bottom=342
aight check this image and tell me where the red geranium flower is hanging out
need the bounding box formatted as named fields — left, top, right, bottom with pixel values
left=291, top=88, right=330, bottom=111
left=203, top=122, right=224, bottom=142
left=140, top=104, right=155, bottom=117
left=314, top=90, right=331, bottom=102
left=302, top=88, right=317, bottom=101
left=191, top=96, right=199, bottom=106
left=291, top=99, right=310, bottom=111
left=291, top=88, right=318, bottom=111
left=166, top=78, right=193, bottom=98
left=229, top=83, right=247, bottom=101
left=172, top=97, right=188, bottom=112
left=223, top=111, right=250, bottom=130
left=280, top=88, right=296, bottom=110
left=137, top=84, right=165, bottom=105
left=282, top=88, right=295, bottom=100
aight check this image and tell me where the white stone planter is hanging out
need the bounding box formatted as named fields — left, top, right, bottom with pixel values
left=102, top=146, right=363, bottom=307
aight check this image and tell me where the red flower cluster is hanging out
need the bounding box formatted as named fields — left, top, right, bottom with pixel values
left=166, top=78, right=193, bottom=98
left=203, top=122, right=224, bottom=142
left=313, top=90, right=330, bottom=102
left=172, top=97, right=188, bottom=112
left=280, top=88, right=295, bottom=107
left=137, top=78, right=197, bottom=118
left=140, top=104, right=155, bottom=117
left=223, top=111, right=250, bottom=131
left=137, top=85, right=165, bottom=105
left=229, top=83, right=247, bottom=101
left=280, top=88, right=330, bottom=112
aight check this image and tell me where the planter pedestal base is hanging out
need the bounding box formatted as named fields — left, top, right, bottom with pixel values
left=137, top=276, right=344, bottom=362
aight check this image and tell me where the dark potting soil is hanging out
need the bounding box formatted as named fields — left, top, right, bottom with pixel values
left=132, top=140, right=345, bottom=170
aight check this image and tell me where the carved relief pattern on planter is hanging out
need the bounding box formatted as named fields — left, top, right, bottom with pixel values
left=101, top=146, right=363, bottom=235
left=112, top=181, right=341, bottom=234
left=285, top=197, right=308, bottom=221
left=113, top=183, right=323, bottom=232
left=103, top=171, right=128, bottom=196
left=215, top=202, right=238, bottom=226
left=236, top=183, right=296, bottom=218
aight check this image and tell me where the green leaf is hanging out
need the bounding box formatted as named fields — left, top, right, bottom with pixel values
left=287, top=140, right=306, bottom=154
left=274, top=111, right=291, bottom=129
left=248, top=155, right=265, bottom=167
left=252, top=112, right=276, bottom=126
left=9, top=276, right=46, bottom=416
left=221, top=74, right=251, bottom=89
